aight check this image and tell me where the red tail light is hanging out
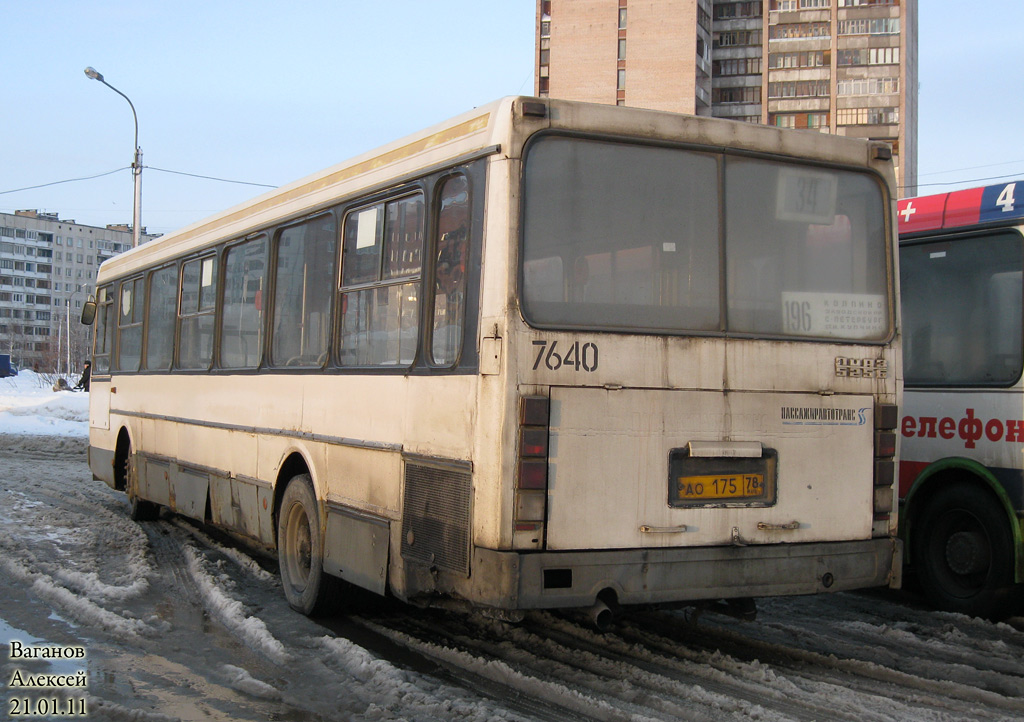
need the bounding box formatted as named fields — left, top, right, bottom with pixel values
left=515, top=396, right=549, bottom=539
left=873, top=403, right=897, bottom=525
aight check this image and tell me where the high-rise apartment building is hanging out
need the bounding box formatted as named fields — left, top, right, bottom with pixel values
left=536, top=0, right=917, bottom=194
left=0, top=210, right=156, bottom=370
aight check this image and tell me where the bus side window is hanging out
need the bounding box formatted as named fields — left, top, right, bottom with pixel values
left=431, top=175, right=470, bottom=366
left=221, top=237, right=267, bottom=369
left=92, top=285, right=114, bottom=374
left=145, top=265, right=178, bottom=371
left=116, top=277, right=144, bottom=372
left=339, top=193, right=424, bottom=367
left=271, top=216, right=336, bottom=368
left=179, top=256, right=218, bottom=370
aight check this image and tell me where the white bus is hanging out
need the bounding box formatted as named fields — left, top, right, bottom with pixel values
left=898, top=181, right=1024, bottom=619
left=85, top=97, right=901, bottom=625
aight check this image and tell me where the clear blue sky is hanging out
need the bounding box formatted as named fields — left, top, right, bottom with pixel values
left=2, top=1, right=1022, bottom=235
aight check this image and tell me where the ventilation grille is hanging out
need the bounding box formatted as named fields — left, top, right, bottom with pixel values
left=401, top=460, right=472, bottom=576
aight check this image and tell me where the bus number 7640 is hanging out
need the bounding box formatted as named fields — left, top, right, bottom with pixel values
left=532, top=340, right=599, bottom=372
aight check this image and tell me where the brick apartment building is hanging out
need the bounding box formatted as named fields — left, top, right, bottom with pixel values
left=536, top=0, right=917, bottom=195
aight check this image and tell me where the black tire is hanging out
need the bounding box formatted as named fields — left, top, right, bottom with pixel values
left=278, top=474, right=335, bottom=616
left=124, top=446, right=159, bottom=522
left=912, top=484, right=1017, bottom=620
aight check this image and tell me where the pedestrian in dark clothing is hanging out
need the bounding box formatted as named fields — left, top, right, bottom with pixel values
left=75, top=361, right=91, bottom=392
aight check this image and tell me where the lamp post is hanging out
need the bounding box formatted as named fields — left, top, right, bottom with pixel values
left=84, top=67, right=142, bottom=248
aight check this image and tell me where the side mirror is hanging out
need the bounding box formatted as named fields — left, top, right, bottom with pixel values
left=80, top=297, right=97, bottom=326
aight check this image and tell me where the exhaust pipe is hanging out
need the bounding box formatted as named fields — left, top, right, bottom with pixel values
left=587, top=599, right=614, bottom=631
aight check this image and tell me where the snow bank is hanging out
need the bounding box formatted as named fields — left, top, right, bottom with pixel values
left=0, top=371, right=89, bottom=437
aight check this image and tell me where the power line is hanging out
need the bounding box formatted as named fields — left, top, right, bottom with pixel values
left=917, top=158, right=1024, bottom=178
left=904, top=170, right=1024, bottom=191
left=145, top=166, right=277, bottom=189
left=0, top=167, right=130, bottom=195
left=0, top=165, right=277, bottom=197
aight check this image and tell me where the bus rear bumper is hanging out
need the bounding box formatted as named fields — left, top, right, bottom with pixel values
left=470, top=538, right=901, bottom=610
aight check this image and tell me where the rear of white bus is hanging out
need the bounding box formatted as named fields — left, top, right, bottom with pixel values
left=485, top=101, right=901, bottom=617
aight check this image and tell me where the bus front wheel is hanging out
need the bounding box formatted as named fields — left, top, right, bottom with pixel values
left=278, top=474, right=335, bottom=616
left=913, top=484, right=1017, bottom=620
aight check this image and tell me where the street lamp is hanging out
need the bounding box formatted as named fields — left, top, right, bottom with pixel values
left=84, top=66, right=142, bottom=248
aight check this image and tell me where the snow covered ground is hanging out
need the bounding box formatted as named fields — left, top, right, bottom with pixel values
left=1, top=373, right=1023, bottom=721
left=0, top=370, right=90, bottom=437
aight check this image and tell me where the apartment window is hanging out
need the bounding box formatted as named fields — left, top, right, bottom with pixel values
left=715, top=29, right=762, bottom=47
left=871, top=47, right=900, bottom=65
left=769, top=51, right=826, bottom=69
left=618, top=8, right=627, bottom=30
left=838, top=47, right=900, bottom=66
left=714, top=58, right=763, bottom=76
left=837, top=77, right=899, bottom=96
left=715, top=2, right=762, bottom=20
left=618, top=38, right=626, bottom=61
left=693, top=7, right=707, bottom=34
left=840, top=0, right=897, bottom=6
left=617, top=68, right=626, bottom=90
left=771, top=112, right=830, bottom=131
left=770, top=22, right=830, bottom=40
left=713, top=86, right=762, bottom=104
left=837, top=107, right=899, bottom=126
left=768, top=81, right=830, bottom=99
left=839, top=18, right=900, bottom=35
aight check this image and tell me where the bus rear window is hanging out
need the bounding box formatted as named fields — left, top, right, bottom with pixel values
left=521, top=135, right=891, bottom=341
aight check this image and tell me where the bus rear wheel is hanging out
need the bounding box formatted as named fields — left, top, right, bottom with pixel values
left=913, top=484, right=1017, bottom=620
left=278, top=474, right=335, bottom=616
